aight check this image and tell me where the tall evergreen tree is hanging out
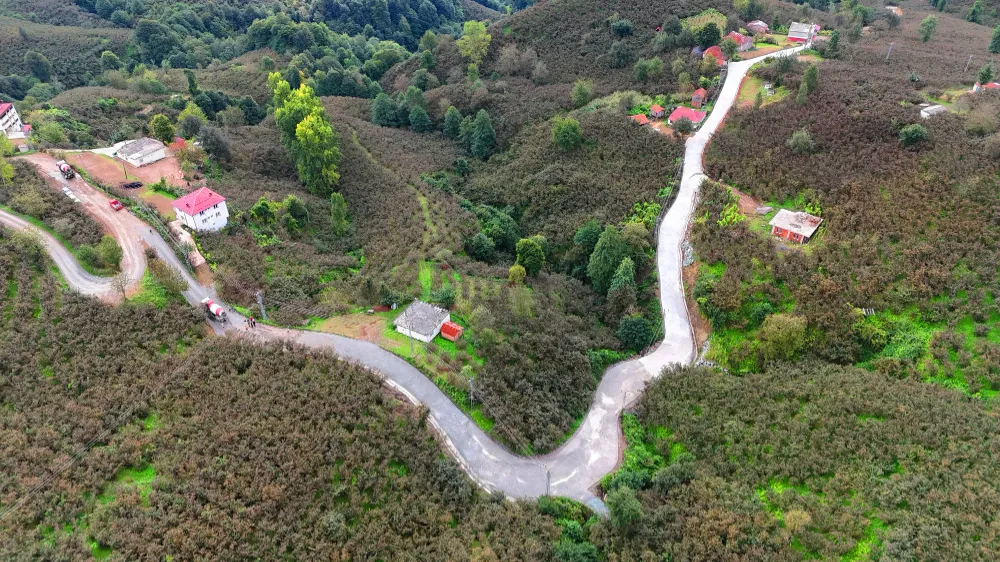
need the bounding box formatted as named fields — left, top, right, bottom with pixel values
left=469, top=110, right=495, bottom=159
left=990, top=26, right=1000, bottom=54
left=443, top=106, right=462, bottom=138
left=587, top=226, right=627, bottom=294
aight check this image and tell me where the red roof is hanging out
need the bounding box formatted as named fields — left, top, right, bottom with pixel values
left=630, top=114, right=650, bottom=125
left=171, top=186, right=226, bottom=216
left=0, top=103, right=11, bottom=117
left=668, top=106, right=707, bottom=124
left=21, top=124, right=31, bottom=132
left=650, top=104, right=664, bottom=113
left=693, top=88, right=707, bottom=98
left=985, top=82, right=1000, bottom=89
left=703, top=46, right=725, bottom=64
left=441, top=321, right=463, bottom=341
left=727, top=31, right=751, bottom=44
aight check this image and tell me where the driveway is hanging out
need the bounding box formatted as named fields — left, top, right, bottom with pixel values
left=0, top=46, right=803, bottom=512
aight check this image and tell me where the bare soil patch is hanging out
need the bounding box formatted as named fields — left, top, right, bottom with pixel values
left=682, top=261, right=711, bottom=350
left=317, top=313, right=390, bottom=344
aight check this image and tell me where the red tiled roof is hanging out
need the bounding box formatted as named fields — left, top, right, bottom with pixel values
left=0, top=103, right=11, bottom=117
left=21, top=124, right=31, bottom=132
left=727, top=31, right=751, bottom=44
left=703, top=46, right=725, bottom=64
left=171, top=187, right=226, bottom=216
left=693, top=87, right=707, bottom=98
left=668, top=106, right=707, bottom=124
left=650, top=104, right=664, bottom=113
left=985, top=82, right=1000, bottom=89
left=441, top=321, right=463, bottom=340
left=630, top=114, right=650, bottom=125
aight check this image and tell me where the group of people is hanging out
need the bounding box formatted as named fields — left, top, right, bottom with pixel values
left=244, top=316, right=257, bottom=330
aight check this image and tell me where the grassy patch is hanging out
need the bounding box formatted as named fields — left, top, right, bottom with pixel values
left=681, top=8, right=727, bottom=32
left=840, top=517, right=885, bottom=562
left=129, top=270, right=172, bottom=308
left=98, top=464, right=157, bottom=506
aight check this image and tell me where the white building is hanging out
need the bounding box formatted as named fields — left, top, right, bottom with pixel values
left=920, top=104, right=947, bottom=119
left=0, top=103, right=25, bottom=138
left=394, top=300, right=450, bottom=343
left=170, top=187, right=229, bottom=232
left=116, top=137, right=167, bottom=167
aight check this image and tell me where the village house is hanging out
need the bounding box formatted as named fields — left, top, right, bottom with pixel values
left=788, top=22, right=818, bottom=43
left=667, top=106, right=707, bottom=126
left=726, top=31, right=754, bottom=52
left=972, top=81, right=1000, bottom=93
left=394, top=300, right=451, bottom=343
left=702, top=45, right=725, bottom=65
left=746, top=20, right=770, bottom=34
left=116, top=137, right=167, bottom=167
left=769, top=209, right=823, bottom=244
left=692, top=87, right=707, bottom=108
left=630, top=113, right=650, bottom=125
left=171, top=186, right=229, bottom=232
left=0, top=103, right=26, bottom=139
left=649, top=104, right=665, bottom=118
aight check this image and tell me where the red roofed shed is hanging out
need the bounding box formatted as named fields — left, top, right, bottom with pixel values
left=667, top=106, right=706, bottom=125
left=441, top=321, right=464, bottom=341
left=630, top=114, right=650, bottom=125
left=692, top=87, right=707, bottom=108
left=703, top=45, right=725, bottom=65
left=649, top=105, right=665, bottom=118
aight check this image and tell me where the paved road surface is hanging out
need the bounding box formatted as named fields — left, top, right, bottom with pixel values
left=2, top=46, right=802, bottom=511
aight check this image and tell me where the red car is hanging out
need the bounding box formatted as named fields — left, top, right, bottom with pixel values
left=109, top=199, right=124, bottom=211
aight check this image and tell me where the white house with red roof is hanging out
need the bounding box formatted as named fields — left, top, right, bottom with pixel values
left=972, top=81, right=1000, bottom=93
left=667, top=106, right=707, bottom=126
left=726, top=31, right=754, bottom=52
left=171, top=187, right=229, bottom=232
left=0, top=103, right=26, bottom=139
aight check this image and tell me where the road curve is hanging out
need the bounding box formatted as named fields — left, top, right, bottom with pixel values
left=2, top=47, right=801, bottom=512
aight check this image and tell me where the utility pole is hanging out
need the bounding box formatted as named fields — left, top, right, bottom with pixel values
left=885, top=42, right=894, bottom=63
left=544, top=463, right=551, bottom=496
left=255, top=290, right=267, bottom=321
left=468, top=377, right=475, bottom=406
left=965, top=54, right=974, bottom=73
left=122, top=161, right=127, bottom=179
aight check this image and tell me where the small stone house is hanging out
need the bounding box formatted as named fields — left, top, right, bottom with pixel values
left=649, top=105, right=665, bottom=118
left=769, top=209, right=823, bottom=243
left=394, top=300, right=450, bottom=343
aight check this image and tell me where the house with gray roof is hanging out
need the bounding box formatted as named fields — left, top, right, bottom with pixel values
left=116, top=137, right=167, bottom=167
left=394, top=300, right=451, bottom=343
left=769, top=209, right=823, bottom=243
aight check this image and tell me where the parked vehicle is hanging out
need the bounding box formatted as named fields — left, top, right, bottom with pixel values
left=201, top=298, right=227, bottom=322
left=109, top=199, right=124, bottom=211
left=56, top=160, right=75, bottom=179
left=120, top=181, right=143, bottom=189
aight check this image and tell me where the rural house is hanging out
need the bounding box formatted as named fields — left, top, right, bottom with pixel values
left=972, top=81, right=1000, bottom=93
left=769, top=209, right=822, bottom=243
left=788, top=22, right=817, bottom=43
left=630, top=113, right=650, bottom=125
left=394, top=300, right=450, bottom=343
left=667, top=106, right=706, bottom=126
left=116, top=137, right=167, bottom=167
left=702, top=45, right=725, bottom=65
left=692, top=87, right=708, bottom=108
left=0, top=103, right=25, bottom=139
left=746, top=20, right=769, bottom=34
left=726, top=31, right=754, bottom=52
left=441, top=321, right=464, bottom=342
left=171, top=186, right=229, bottom=232
left=649, top=105, right=665, bottom=118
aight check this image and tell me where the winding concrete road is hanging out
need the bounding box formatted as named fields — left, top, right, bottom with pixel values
left=2, top=46, right=801, bottom=512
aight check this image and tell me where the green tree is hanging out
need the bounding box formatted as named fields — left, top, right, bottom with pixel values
left=0, top=158, right=15, bottom=187
left=260, top=55, right=274, bottom=71
left=456, top=21, right=492, bottom=65
left=294, top=110, right=342, bottom=196
left=606, top=486, right=643, bottom=530
left=719, top=37, right=739, bottom=60
left=979, top=62, right=995, bottom=85
left=371, top=93, right=398, bottom=127
left=968, top=0, right=983, bottom=22
left=991, top=26, right=1000, bottom=54
left=552, top=116, right=582, bottom=150
left=283, top=194, right=309, bottom=224
left=757, top=313, right=807, bottom=362
left=803, top=63, right=818, bottom=93
left=609, top=257, right=636, bottom=294
left=100, top=50, right=123, bottom=72
left=96, top=235, right=123, bottom=270
left=508, top=263, right=526, bottom=285
left=697, top=23, right=721, bottom=49
left=184, top=69, right=200, bottom=95
left=515, top=238, right=545, bottom=276
left=178, top=101, right=207, bottom=124
left=465, top=232, right=495, bottom=261
left=571, top=79, right=594, bottom=108
left=403, top=85, right=427, bottom=110
left=149, top=114, right=175, bottom=143
left=633, top=57, right=664, bottom=82
left=420, top=50, right=436, bottom=70
left=827, top=30, right=840, bottom=56
left=419, top=30, right=439, bottom=53
left=0, top=135, right=15, bottom=157
left=899, top=123, right=928, bottom=147
left=330, top=192, right=348, bottom=236
left=796, top=79, right=809, bottom=105
left=617, top=315, right=654, bottom=351
left=178, top=115, right=202, bottom=139
left=574, top=219, right=602, bottom=255
left=469, top=109, right=495, bottom=159
left=482, top=211, right=519, bottom=251
left=409, top=107, right=432, bottom=132
left=587, top=226, right=627, bottom=294
left=786, top=128, right=815, bottom=154
left=673, top=116, right=694, bottom=135
left=919, top=15, right=937, bottom=42
left=443, top=106, right=462, bottom=138
left=198, top=126, right=231, bottom=161
left=24, top=51, right=52, bottom=82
